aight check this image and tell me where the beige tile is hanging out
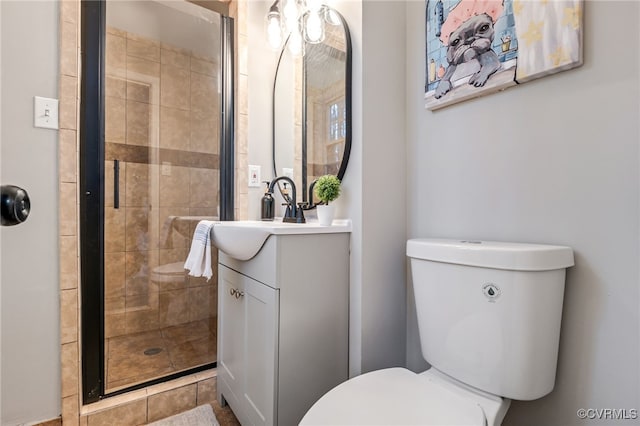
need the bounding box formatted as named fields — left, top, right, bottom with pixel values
left=60, top=20, right=78, bottom=77
left=124, top=306, right=160, bottom=334
left=126, top=100, right=150, bottom=146
left=106, top=76, right=126, bottom=99
left=236, top=152, right=248, bottom=192
left=126, top=80, right=150, bottom=104
left=158, top=207, right=190, bottom=249
left=125, top=250, right=156, bottom=297
left=61, top=0, right=78, bottom=24
left=238, top=74, right=248, bottom=116
left=61, top=342, right=78, bottom=398
left=105, top=312, right=126, bottom=339
left=238, top=33, right=248, bottom=76
left=190, top=55, right=216, bottom=77
left=159, top=166, right=190, bottom=207
left=60, top=182, right=77, bottom=236
left=190, top=72, right=216, bottom=115
left=158, top=248, right=189, bottom=276
left=189, top=168, right=218, bottom=209
left=237, top=0, right=247, bottom=34
left=62, top=395, right=79, bottom=426
left=127, top=35, right=160, bottom=62
left=146, top=372, right=201, bottom=396
left=104, top=207, right=125, bottom=253
left=159, top=289, right=189, bottom=327
left=161, top=64, right=190, bottom=110
left=59, top=75, right=78, bottom=130
left=161, top=46, right=190, bottom=70
left=79, top=415, right=88, bottom=426
left=188, top=286, right=211, bottom=322
left=60, top=236, right=78, bottom=290
left=190, top=109, right=218, bottom=154
left=37, top=417, right=63, bottom=426
left=105, top=158, right=126, bottom=208
left=167, top=335, right=215, bottom=371
left=107, top=26, right=127, bottom=38
left=125, top=163, right=150, bottom=207
left=147, top=384, right=197, bottom=423
left=106, top=33, right=126, bottom=78
left=87, top=399, right=147, bottom=426
left=237, top=193, right=249, bottom=221
left=160, top=107, right=190, bottom=150
left=127, top=55, right=160, bottom=79
left=105, top=252, right=125, bottom=299
left=237, top=113, right=248, bottom=155
left=197, top=377, right=217, bottom=406
left=59, top=129, right=77, bottom=183
left=105, top=96, right=126, bottom=143
left=125, top=207, right=152, bottom=251
left=61, top=289, right=78, bottom=345
left=105, top=296, right=125, bottom=313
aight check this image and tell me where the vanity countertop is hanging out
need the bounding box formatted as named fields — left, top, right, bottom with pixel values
left=213, top=219, right=352, bottom=234
left=210, top=219, right=351, bottom=261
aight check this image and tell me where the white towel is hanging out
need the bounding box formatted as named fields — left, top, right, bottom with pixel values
left=184, top=220, right=217, bottom=280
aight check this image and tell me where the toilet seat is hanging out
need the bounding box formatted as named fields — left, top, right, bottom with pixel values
left=300, top=368, right=487, bottom=425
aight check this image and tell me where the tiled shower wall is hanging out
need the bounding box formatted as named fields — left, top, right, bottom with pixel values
left=103, top=26, right=219, bottom=340
left=57, top=0, right=248, bottom=423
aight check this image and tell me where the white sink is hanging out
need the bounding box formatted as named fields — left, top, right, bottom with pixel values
left=211, top=219, right=352, bottom=261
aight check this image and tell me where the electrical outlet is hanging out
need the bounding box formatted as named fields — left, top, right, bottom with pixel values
left=249, top=165, right=261, bottom=187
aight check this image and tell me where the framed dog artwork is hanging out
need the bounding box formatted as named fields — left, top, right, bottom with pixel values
left=425, top=0, right=583, bottom=110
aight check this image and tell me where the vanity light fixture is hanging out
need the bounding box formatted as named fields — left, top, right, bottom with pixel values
left=265, top=0, right=327, bottom=57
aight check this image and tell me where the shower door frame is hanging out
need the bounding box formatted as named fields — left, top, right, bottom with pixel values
left=79, top=0, right=235, bottom=404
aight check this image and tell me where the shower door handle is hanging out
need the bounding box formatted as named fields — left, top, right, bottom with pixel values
left=113, top=159, right=120, bottom=209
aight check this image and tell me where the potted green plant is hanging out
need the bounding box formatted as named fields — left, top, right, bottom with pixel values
left=314, top=174, right=341, bottom=226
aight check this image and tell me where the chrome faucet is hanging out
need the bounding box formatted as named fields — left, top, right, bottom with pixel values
left=268, top=177, right=305, bottom=223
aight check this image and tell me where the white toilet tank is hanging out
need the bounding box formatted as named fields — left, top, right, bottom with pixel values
left=407, top=238, right=574, bottom=401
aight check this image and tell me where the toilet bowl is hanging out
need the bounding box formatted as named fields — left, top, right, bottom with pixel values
left=301, top=367, right=510, bottom=425
left=301, top=238, right=574, bottom=425
left=151, top=261, right=187, bottom=285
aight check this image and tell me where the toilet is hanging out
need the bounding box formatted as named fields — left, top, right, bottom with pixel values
left=301, top=238, right=574, bottom=425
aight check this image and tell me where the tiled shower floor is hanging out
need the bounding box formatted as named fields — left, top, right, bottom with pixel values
left=105, top=318, right=217, bottom=392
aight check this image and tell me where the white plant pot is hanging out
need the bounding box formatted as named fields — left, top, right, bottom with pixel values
left=317, top=204, right=335, bottom=226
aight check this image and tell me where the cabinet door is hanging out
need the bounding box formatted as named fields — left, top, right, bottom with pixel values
left=218, top=265, right=246, bottom=421
left=218, top=264, right=279, bottom=426
left=243, top=277, right=279, bottom=426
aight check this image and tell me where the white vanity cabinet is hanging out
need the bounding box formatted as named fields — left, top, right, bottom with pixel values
left=217, top=231, right=350, bottom=426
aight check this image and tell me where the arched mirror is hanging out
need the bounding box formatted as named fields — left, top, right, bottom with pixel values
left=273, top=6, right=351, bottom=207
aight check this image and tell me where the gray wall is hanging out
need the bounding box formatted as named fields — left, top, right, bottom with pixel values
left=405, top=1, right=639, bottom=425
left=247, top=0, right=408, bottom=376
left=0, top=1, right=61, bottom=425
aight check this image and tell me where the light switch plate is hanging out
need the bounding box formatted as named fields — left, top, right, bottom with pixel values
left=248, top=165, right=261, bottom=187
left=34, top=96, right=59, bottom=129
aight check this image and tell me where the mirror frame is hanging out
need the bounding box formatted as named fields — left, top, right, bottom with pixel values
left=272, top=6, right=352, bottom=207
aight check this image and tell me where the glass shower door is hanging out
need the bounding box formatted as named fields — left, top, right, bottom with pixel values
left=103, top=0, right=222, bottom=393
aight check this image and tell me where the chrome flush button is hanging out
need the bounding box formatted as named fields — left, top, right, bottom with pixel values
left=482, top=283, right=501, bottom=302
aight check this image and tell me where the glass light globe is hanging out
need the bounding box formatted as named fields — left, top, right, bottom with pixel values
left=304, top=10, right=324, bottom=44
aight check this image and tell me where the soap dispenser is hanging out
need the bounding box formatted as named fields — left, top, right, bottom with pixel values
left=261, top=181, right=274, bottom=221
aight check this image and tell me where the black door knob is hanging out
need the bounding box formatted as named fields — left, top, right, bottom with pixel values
left=1, top=185, right=31, bottom=226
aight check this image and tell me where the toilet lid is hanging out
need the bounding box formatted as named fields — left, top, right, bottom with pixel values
left=300, top=368, right=486, bottom=426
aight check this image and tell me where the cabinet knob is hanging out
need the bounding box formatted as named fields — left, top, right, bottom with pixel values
left=230, top=288, right=245, bottom=299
